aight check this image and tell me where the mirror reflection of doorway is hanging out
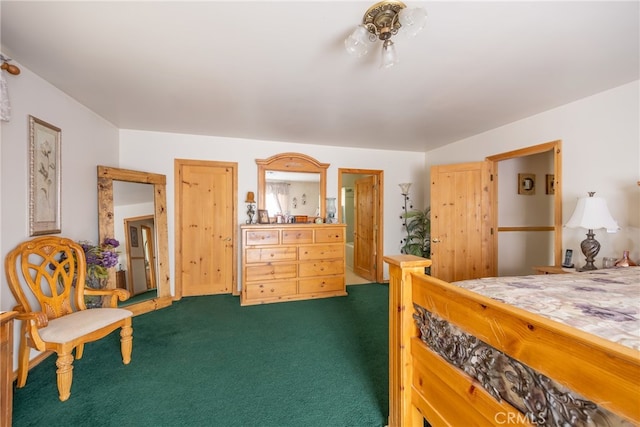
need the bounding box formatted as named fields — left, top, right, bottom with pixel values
left=123, top=215, right=158, bottom=300
left=141, top=225, right=156, bottom=291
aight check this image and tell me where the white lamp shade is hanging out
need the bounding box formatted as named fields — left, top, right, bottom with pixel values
left=565, top=196, right=619, bottom=233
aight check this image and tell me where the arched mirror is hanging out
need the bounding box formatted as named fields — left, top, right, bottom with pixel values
left=257, top=153, right=329, bottom=221
left=97, top=166, right=171, bottom=315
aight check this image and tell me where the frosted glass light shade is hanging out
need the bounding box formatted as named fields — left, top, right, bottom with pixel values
left=565, top=195, right=619, bottom=233
left=380, top=40, right=399, bottom=68
left=345, top=25, right=372, bottom=58
left=398, top=7, right=427, bottom=38
left=399, top=183, right=412, bottom=195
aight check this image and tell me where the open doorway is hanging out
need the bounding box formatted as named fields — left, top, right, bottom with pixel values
left=487, top=140, right=563, bottom=274
left=338, top=169, right=384, bottom=284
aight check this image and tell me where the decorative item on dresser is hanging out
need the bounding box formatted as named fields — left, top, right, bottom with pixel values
left=614, top=250, right=637, bottom=267
left=241, top=223, right=347, bottom=305
left=245, top=191, right=256, bottom=224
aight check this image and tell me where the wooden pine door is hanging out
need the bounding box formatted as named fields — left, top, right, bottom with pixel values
left=176, top=160, right=236, bottom=297
left=353, top=175, right=377, bottom=281
left=430, top=161, right=494, bottom=282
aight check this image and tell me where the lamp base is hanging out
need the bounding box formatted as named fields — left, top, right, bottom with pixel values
left=577, top=263, right=598, bottom=272
left=577, top=229, right=600, bottom=272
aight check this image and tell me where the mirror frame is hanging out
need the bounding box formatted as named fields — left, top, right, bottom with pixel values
left=97, top=166, right=171, bottom=315
left=257, top=153, right=329, bottom=220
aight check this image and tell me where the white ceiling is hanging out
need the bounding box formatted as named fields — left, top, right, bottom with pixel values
left=1, top=1, right=638, bottom=152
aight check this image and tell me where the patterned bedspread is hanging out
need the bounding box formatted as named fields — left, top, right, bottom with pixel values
left=451, top=267, right=640, bottom=350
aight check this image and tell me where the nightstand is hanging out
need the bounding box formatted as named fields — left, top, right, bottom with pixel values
left=532, top=265, right=575, bottom=275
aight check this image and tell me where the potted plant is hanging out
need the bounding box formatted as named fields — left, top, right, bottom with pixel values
left=401, top=207, right=431, bottom=274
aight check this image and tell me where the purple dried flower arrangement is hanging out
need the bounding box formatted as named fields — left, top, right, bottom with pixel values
left=78, top=238, right=120, bottom=287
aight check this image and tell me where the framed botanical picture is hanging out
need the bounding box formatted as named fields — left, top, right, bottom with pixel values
left=517, top=173, right=535, bottom=195
left=29, top=115, right=62, bottom=236
left=258, top=209, right=270, bottom=224
left=129, top=225, right=139, bottom=247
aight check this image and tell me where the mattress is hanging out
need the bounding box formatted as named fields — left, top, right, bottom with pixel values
left=452, top=267, right=640, bottom=350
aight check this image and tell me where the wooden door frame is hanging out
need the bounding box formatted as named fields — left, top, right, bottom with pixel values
left=174, top=159, right=238, bottom=299
left=486, top=140, right=563, bottom=267
left=337, top=168, right=384, bottom=283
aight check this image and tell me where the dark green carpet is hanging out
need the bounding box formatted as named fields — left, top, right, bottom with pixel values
left=12, top=284, right=389, bottom=427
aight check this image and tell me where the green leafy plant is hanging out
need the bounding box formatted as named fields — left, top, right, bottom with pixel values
left=401, top=207, right=431, bottom=258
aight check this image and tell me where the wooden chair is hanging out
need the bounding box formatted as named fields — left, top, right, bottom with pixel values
left=5, top=236, right=133, bottom=401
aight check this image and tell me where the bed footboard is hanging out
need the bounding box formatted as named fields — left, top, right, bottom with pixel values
left=384, top=255, right=640, bottom=427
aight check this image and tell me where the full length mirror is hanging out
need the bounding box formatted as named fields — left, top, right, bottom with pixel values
left=257, top=153, right=329, bottom=221
left=98, top=166, right=171, bottom=315
left=114, top=181, right=157, bottom=297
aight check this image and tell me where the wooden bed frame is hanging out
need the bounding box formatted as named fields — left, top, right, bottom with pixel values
left=384, top=255, right=640, bottom=426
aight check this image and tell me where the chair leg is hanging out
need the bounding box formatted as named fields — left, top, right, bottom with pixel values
left=15, top=334, right=30, bottom=388
left=75, top=343, right=84, bottom=359
left=55, top=352, right=74, bottom=402
left=120, top=323, right=133, bottom=365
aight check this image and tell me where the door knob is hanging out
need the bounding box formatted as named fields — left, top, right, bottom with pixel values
left=432, top=238, right=441, bottom=243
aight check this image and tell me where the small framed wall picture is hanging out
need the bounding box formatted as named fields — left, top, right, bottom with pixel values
left=258, top=209, right=270, bottom=224
left=546, top=174, right=555, bottom=195
left=129, top=225, right=139, bottom=247
left=518, top=173, right=535, bottom=195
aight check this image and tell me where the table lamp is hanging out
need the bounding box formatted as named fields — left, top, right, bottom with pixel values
left=565, top=192, right=619, bottom=271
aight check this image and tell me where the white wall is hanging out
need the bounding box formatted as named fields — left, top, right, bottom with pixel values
left=0, top=61, right=119, bottom=366
left=118, top=130, right=427, bottom=293
left=425, top=80, right=640, bottom=268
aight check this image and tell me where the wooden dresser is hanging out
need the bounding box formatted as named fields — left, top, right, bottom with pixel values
left=241, top=224, right=347, bottom=305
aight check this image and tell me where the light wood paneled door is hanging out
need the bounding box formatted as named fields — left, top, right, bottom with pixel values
left=175, top=160, right=237, bottom=297
left=430, top=161, right=494, bottom=282
left=354, top=175, right=377, bottom=281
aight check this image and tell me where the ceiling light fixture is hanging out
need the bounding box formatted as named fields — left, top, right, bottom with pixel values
left=345, top=1, right=427, bottom=68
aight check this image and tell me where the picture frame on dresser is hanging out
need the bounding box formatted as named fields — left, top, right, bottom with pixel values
left=29, top=115, right=62, bottom=236
left=257, top=209, right=270, bottom=224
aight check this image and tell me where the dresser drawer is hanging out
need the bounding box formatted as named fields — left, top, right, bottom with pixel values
left=299, top=259, right=344, bottom=277
left=299, top=244, right=344, bottom=261
left=282, top=229, right=313, bottom=244
left=299, top=277, right=344, bottom=294
left=246, top=263, right=297, bottom=281
left=315, top=227, right=345, bottom=243
left=245, top=281, right=297, bottom=300
left=245, top=230, right=279, bottom=246
left=245, top=247, right=297, bottom=263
